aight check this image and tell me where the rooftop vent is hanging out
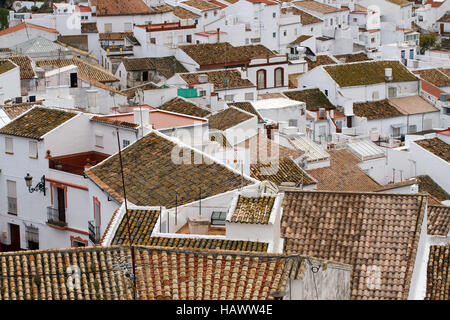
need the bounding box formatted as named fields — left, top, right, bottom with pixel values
left=384, top=68, right=393, bottom=81
left=198, top=74, right=208, bottom=83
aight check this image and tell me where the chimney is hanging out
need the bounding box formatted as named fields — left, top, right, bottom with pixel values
left=86, top=89, right=99, bottom=113
left=133, top=107, right=150, bottom=127
left=384, top=68, right=393, bottom=81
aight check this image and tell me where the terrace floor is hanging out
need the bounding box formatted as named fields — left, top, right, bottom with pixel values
left=176, top=223, right=226, bottom=236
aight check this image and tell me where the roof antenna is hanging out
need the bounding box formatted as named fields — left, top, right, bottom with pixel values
left=116, top=127, right=137, bottom=300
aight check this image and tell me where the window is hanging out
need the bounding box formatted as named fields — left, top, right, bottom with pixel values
left=224, top=94, right=234, bottom=102
left=330, top=18, right=333, bottom=26
left=104, top=23, right=112, bottom=33
left=123, top=139, right=130, bottom=148
left=150, top=37, right=156, bottom=44
left=5, top=137, right=13, bottom=154
left=124, top=22, right=132, bottom=32
left=95, top=134, right=104, bottom=148
left=214, top=10, right=217, bottom=16
left=393, top=127, right=400, bottom=137
left=372, top=91, right=379, bottom=100
left=353, top=18, right=357, bottom=22
left=273, top=12, right=276, bottom=18
left=388, top=87, right=397, bottom=98
left=410, top=49, right=414, bottom=59
left=256, top=69, right=266, bottom=90
left=25, top=225, right=39, bottom=250
left=273, top=32, right=276, bottom=38
left=245, top=92, right=254, bottom=100
left=93, top=197, right=101, bottom=228
left=71, top=237, right=87, bottom=247
left=29, top=141, right=38, bottom=159
left=274, top=68, right=284, bottom=87
left=324, top=89, right=328, bottom=96
left=371, top=37, right=375, bottom=43
left=204, top=12, right=208, bottom=18
left=7, top=180, right=17, bottom=215
left=283, top=30, right=287, bottom=37
left=199, top=90, right=206, bottom=97
left=289, top=119, right=298, bottom=127
left=311, top=27, right=313, bottom=32
left=245, top=38, right=249, bottom=44
left=186, top=35, right=192, bottom=43
left=408, top=125, right=417, bottom=133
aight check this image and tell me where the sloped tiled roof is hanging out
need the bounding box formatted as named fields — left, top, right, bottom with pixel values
left=0, top=103, right=35, bottom=120
left=250, top=158, right=316, bottom=187
left=12, top=37, right=69, bottom=56
left=57, top=35, right=89, bottom=52
left=0, top=60, right=16, bottom=75
left=427, top=206, right=450, bottom=236
left=413, top=68, right=450, bottom=87
left=0, top=107, right=77, bottom=140
left=122, top=57, right=187, bottom=78
left=98, top=32, right=133, bottom=41
left=181, top=0, right=220, bottom=10
left=284, top=89, right=335, bottom=111
left=145, top=237, right=269, bottom=251
left=414, top=138, right=450, bottom=162
left=294, top=1, right=348, bottom=14
left=6, top=56, right=35, bottom=79
left=228, top=102, right=264, bottom=122
left=36, top=57, right=118, bottom=83
left=173, top=6, right=201, bottom=19
left=86, top=132, right=254, bottom=208
left=281, top=7, right=323, bottom=25
left=425, top=245, right=450, bottom=300
left=111, top=209, right=160, bottom=245
left=324, top=61, right=418, bottom=87
left=180, top=43, right=275, bottom=66
left=0, top=22, right=57, bottom=37
left=0, top=246, right=301, bottom=300
left=388, top=95, right=439, bottom=115
left=307, top=55, right=336, bottom=70
left=228, top=195, right=276, bottom=224
left=334, top=52, right=372, bottom=63
left=159, top=97, right=211, bottom=118
left=281, top=190, right=426, bottom=299
left=353, top=99, right=403, bottom=120
left=289, top=35, right=313, bottom=46
left=416, top=175, right=450, bottom=205
left=307, top=149, right=381, bottom=192
left=208, top=107, right=254, bottom=131
left=437, top=13, right=450, bottom=22
left=386, top=0, right=412, bottom=6
left=81, top=22, right=98, bottom=33
left=180, top=70, right=254, bottom=90
left=90, top=0, right=173, bottom=16
left=90, top=116, right=139, bottom=129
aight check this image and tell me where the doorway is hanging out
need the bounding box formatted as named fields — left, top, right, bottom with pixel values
left=9, top=224, right=20, bottom=251
left=57, top=187, right=66, bottom=224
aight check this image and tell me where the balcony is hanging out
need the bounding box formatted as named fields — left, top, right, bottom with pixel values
left=47, top=207, right=67, bottom=227
left=88, top=220, right=100, bottom=244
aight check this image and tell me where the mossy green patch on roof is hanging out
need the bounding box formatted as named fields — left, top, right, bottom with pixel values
left=0, top=60, right=16, bottom=75
left=324, top=61, right=417, bottom=87
left=284, top=89, right=335, bottom=111
left=353, top=99, right=403, bottom=120
left=0, top=107, right=77, bottom=140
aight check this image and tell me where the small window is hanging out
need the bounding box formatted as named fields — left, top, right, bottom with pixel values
left=289, top=119, right=298, bottom=127
left=29, top=141, right=38, bottom=159
left=214, top=10, right=217, bottom=16
left=224, top=94, right=234, bottom=102
left=372, top=91, right=379, bottom=100
left=245, top=92, right=254, bottom=100
left=273, top=12, right=276, bottom=18
left=7, top=180, right=17, bottom=215
left=123, top=139, right=130, bottom=148
left=95, top=134, right=104, bottom=148
left=204, top=12, right=208, bottom=18
left=72, top=239, right=87, bottom=247
left=199, top=90, right=206, bottom=97
left=124, top=22, right=132, bottom=32
left=5, top=137, right=13, bottom=154
left=324, top=89, right=328, bottom=96
left=353, top=18, right=357, bottom=22
left=408, top=125, right=417, bottom=134
left=150, top=37, right=156, bottom=44
left=273, top=32, right=276, bottom=38
left=283, top=30, right=287, bottom=37
left=104, top=23, right=112, bottom=33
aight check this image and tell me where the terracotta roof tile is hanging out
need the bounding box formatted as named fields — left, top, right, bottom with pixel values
left=0, top=104, right=35, bottom=120
left=284, top=89, right=335, bottom=111
left=427, top=206, right=450, bottom=236
left=181, top=0, right=221, bottom=10
left=86, top=132, right=254, bottom=208
left=413, top=68, right=450, bottom=87
left=0, top=22, right=57, bottom=37
left=437, top=13, right=450, bottom=22
left=6, top=56, right=35, bottom=79
left=307, top=55, right=336, bottom=70
left=281, top=7, right=323, bottom=25
left=416, top=175, right=450, bottom=205
left=228, top=195, right=276, bottom=224
left=112, top=209, right=161, bottom=245
left=90, top=116, right=139, bottom=129
left=159, top=97, right=211, bottom=118
left=307, top=149, right=381, bottom=192
left=208, top=107, right=254, bottom=131
left=324, top=61, right=418, bottom=87
left=414, top=138, right=450, bottom=162
left=228, top=102, right=264, bottom=122
left=250, top=158, right=316, bottom=186
left=334, top=52, right=372, bottom=63
left=57, top=35, right=89, bottom=52
left=353, top=99, right=403, bottom=120
left=98, top=32, right=133, bottom=40
left=281, top=190, right=426, bottom=299
left=294, top=1, right=348, bottom=14
left=173, top=6, right=201, bottom=19
left=0, top=246, right=299, bottom=300
left=386, top=0, right=412, bottom=6
left=81, top=22, right=98, bottom=33
left=425, top=245, right=450, bottom=300
left=91, top=0, right=172, bottom=16
left=289, top=35, right=313, bottom=46
left=180, top=43, right=275, bottom=67
left=146, top=237, right=269, bottom=251
left=0, top=107, right=77, bottom=140
left=122, top=57, right=187, bottom=78
left=36, top=57, right=118, bottom=83
left=0, top=60, right=16, bottom=75
left=180, top=70, right=254, bottom=90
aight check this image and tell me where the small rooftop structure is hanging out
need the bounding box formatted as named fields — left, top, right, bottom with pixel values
left=347, top=139, right=385, bottom=161
left=288, top=134, right=330, bottom=163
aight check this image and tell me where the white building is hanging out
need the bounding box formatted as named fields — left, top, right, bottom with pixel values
left=0, top=60, right=21, bottom=105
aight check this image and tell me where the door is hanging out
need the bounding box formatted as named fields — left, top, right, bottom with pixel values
left=347, top=116, right=352, bottom=128
left=70, top=73, right=78, bottom=88
left=440, top=23, right=444, bottom=35
left=9, top=224, right=20, bottom=251
left=142, top=71, right=149, bottom=82
left=57, top=188, right=66, bottom=224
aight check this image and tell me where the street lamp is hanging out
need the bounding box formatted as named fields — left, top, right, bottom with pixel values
left=24, top=173, right=46, bottom=196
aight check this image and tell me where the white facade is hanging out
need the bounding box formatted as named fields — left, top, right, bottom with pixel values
left=0, top=63, right=21, bottom=105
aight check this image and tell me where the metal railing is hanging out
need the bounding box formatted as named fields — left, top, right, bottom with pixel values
left=88, top=220, right=100, bottom=244
left=47, top=207, right=66, bottom=227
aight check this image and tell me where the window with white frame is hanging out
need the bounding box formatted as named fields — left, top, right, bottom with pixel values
left=29, top=141, right=38, bottom=159
left=104, top=23, right=112, bottom=33
left=245, top=92, right=254, bottom=100
left=289, top=119, right=298, bottom=127
left=5, top=137, right=13, bottom=154
left=123, top=139, right=130, bottom=148
left=7, top=180, right=17, bottom=215
left=124, top=23, right=132, bottom=32
left=95, top=134, right=104, bottom=148
left=224, top=94, right=234, bottom=102
left=408, top=125, right=417, bottom=133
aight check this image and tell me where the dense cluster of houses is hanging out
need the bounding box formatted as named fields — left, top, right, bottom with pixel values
left=0, top=0, right=448, bottom=300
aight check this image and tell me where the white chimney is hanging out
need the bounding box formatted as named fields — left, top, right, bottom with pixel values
left=133, top=107, right=150, bottom=127
left=86, top=89, right=99, bottom=113
left=385, top=68, right=393, bottom=81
